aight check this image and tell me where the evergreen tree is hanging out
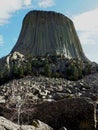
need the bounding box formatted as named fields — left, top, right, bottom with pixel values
left=66, top=63, right=79, bottom=81
left=3, top=66, right=10, bottom=78
left=17, top=66, right=24, bottom=78
left=83, top=63, right=92, bottom=75
left=44, top=63, right=51, bottom=77
left=0, top=70, right=3, bottom=79
left=25, top=61, right=32, bottom=75
left=12, top=64, right=24, bottom=78
left=12, top=63, right=18, bottom=78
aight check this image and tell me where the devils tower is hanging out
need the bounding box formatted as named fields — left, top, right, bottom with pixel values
left=11, top=10, right=87, bottom=61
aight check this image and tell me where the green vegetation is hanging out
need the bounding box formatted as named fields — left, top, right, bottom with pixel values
left=83, top=63, right=92, bottom=75
left=16, top=66, right=24, bottom=78
left=52, top=72, right=61, bottom=78
left=65, top=59, right=84, bottom=81
left=0, top=56, right=96, bottom=85
left=24, top=62, right=32, bottom=75
left=66, top=63, right=79, bottom=80
left=32, top=60, right=43, bottom=68
left=0, top=69, right=3, bottom=79
left=3, top=66, right=10, bottom=77
left=44, top=63, right=52, bottom=77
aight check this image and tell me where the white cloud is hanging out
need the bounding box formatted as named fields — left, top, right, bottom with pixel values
left=0, top=0, right=55, bottom=26
left=24, top=0, right=32, bottom=6
left=77, top=31, right=98, bottom=45
left=0, top=35, right=4, bottom=45
left=38, top=0, right=55, bottom=8
left=0, top=0, right=32, bottom=26
left=73, top=9, right=98, bottom=31
left=73, top=8, right=98, bottom=45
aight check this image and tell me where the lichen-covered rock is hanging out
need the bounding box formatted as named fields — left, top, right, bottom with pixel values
left=11, top=10, right=88, bottom=61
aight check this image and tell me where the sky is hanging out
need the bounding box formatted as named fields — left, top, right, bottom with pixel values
left=0, top=0, right=98, bottom=63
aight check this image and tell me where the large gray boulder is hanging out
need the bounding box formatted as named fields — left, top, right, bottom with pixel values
left=0, top=98, right=95, bottom=130
left=0, top=116, right=53, bottom=130
left=11, top=10, right=88, bottom=61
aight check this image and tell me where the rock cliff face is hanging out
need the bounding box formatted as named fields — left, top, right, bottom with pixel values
left=11, top=10, right=88, bottom=61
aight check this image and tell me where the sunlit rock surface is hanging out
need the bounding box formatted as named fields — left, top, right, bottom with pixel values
left=0, top=117, right=53, bottom=130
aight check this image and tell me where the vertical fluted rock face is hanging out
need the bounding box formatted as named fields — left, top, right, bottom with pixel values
left=11, top=10, right=88, bottom=61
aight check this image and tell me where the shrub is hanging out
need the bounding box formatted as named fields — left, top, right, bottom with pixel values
left=0, top=70, right=3, bottom=79
left=17, top=66, right=24, bottom=78
left=24, top=61, right=32, bottom=75
left=12, top=64, right=24, bottom=78
left=44, top=63, right=52, bottom=77
left=3, top=66, right=10, bottom=79
left=66, top=63, right=79, bottom=81
left=32, top=60, right=42, bottom=68
left=83, top=63, right=92, bottom=75
left=52, top=72, right=61, bottom=78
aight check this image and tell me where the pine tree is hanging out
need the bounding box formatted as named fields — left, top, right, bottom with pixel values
left=0, top=70, right=3, bottom=79
left=44, top=63, right=51, bottom=77
left=17, top=66, right=24, bottom=78
left=25, top=61, right=32, bottom=75
left=3, top=66, right=10, bottom=78
left=66, top=63, right=79, bottom=81
left=12, top=64, right=24, bottom=78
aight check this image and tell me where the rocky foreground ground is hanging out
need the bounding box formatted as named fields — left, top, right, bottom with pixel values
left=0, top=73, right=98, bottom=130
left=1, top=72, right=98, bottom=104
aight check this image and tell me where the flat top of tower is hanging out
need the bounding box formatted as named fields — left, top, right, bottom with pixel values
left=24, top=10, right=72, bottom=22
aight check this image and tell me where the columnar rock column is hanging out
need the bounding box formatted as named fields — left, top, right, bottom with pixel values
left=11, top=10, right=88, bottom=61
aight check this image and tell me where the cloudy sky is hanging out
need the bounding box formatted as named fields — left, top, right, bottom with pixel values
left=0, top=0, right=98, bottom=63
